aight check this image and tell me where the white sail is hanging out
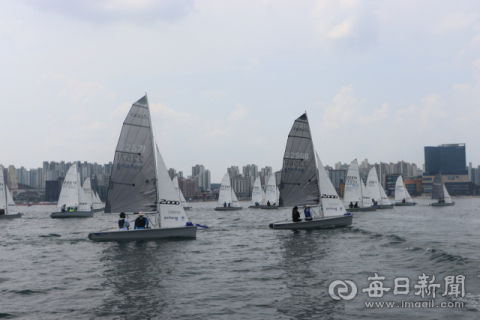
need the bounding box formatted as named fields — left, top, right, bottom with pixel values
left=316, top=152, right=347, bottom=217
left=93, top=191, right=103, bottom=210
left=172, top=176, right=187, bottom=206
left=0, top=167, right=6, bottom=212
left=57, top=163, right=79, bottom=208
left=394, top=176, right=412, bottom=203
left=442, top=185, right=453, bottom=203
left=218, top=173, right=233, bottom=205
left=82, top=177, right=93, bottom=209
left=6, top=186, right=18, bottom=214
left=405, top=185, right=414, bottom=203
left=361, top=181, right=373, bottom=207
left=156, top=145, right=190, bottom=228
left=251, top=177, right=264, bottom=205
left=344, top=159, right=363, bottom=207
left=231, top=187, right=240, bottom=207
left=264, top=175, right=278, bottom=205
left=78, top=174, right=91, bottom=211
left=379, top=183, right=391, bottom=205
left=366, top=168, right=381, bottom=203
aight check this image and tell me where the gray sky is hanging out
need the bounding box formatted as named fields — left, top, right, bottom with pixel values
left=1, top=0, right=479, bottom=182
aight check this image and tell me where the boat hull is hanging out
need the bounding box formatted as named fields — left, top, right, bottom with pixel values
left=93, top=208, right=104, bottom=212
left=184, top=206, right=192, bottom=210
left=248, top=205, right=262, bottom=209
left=394, top=202, right=416, bottom=206
left=345, top=207, right=377, bottom=212
left=51, top=211, right=94, bottom=218
left=88, top=226, right=197, bottom=242
left=260, top=205, right=278, bottom=210
left=0, top=213, right=23, bottom=219
left=214, top=207, right=243, bottom=211
left=269, top=215, right=353, bottom=230
left=377, top=205, right=394, bottom=209
left=430, top=202, right=455, bottom=206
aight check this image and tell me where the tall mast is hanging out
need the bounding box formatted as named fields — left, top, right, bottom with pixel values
left=3, top=166, right=8, bottom=215
left=145, top=94, right=160, bottom=227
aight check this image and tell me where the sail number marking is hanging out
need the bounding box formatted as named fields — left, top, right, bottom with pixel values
left=117, top=143, right=146, bottom=153
left=284, top=152, right=309, bottom=159
left=159, top=199, right=180, bottom=205
left=321, top=194, right=338, bottom=199
left=117, top=153, right=144, bottom=163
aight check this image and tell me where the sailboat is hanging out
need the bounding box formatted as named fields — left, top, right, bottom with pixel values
left=248, top=176, right=265, bottom=208
left=214, top=173, right=242, bottom=211
left=51, top=163, right=94, bottom=218
left=269, top=113, right=352, bottom=229
left=88, top=95, right=197, bottom=241
left=429, top=173, right=454, bottom=206
left=0, top=167, right=23, bottom=219
left=173, top=176, right=191, bottom=210
left=366, top=167, right=393, bottom=209
left=260, top=175, right=279, bottom=209
left=92, top=190, right=104, bottom=212
left=343, top=160, right=377, bottom=212
left=394, top=175, right=416, bottom=206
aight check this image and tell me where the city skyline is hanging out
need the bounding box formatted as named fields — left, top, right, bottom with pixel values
left=1, top=1, right=480, bottom=182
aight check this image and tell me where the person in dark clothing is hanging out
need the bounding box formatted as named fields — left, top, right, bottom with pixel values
left=0, top=209, right=4, bottom=215
left=354, top=202, right=358, bottom=208
left=61, top=204, right=66, bottom=212
left=255, top=202, right=259, bottom=206
left=118, top=212, right=130, bottom=231
left=349, top=202, right=353, bottom=208
left=134, top=212, right=150, bottom=230
left=292, top=206, right=301, bottom=222
left=223, top=202, right=227, bottom=207
left=228, top=203, right=231, bottom=207
left=402, top=198, right=405, bottom=203
left=267, top=201, right=271, bottom=206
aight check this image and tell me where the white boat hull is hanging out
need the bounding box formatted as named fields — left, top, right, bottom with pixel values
left=395, top=202, right=416, bottom=206
left=51, top=211, right=94, bottom=218
left=0, top=213, right=23, bottom=219
left=269, top=215, right=353, bottom=230
left=88, top=226, right=197, bottom=241
left=214, top=207, right=243, bottom=211
left=345, top=207, right=377, bottom=212
left=260, top=205, right=278, bottom=210
left=430, top=202, right=455, bottom=206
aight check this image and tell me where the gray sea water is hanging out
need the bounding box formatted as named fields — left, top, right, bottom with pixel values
left=1, top=198, right=479, bottom=319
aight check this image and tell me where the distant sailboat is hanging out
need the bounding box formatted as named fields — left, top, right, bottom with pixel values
left=0, top=167, right=23, bottom=219
left=343, top=159, right=376, bottom=212
left=366, top=167, right=393, bottom=209
left=173, top=176, right=191, bottom=210
left=261, top=175, right=279, bottom=209
left=248, top=176, right=265, bottom=208
left=51, top=163, right=94, bottom=218
left=214, top=173, right=242, bottom=211
left=88, top=95, right=197, bottom=241
left=269, top=113, right=352, bottom=229
left=394, top=175, right=416, bottom=206
left=429, top=173, right=454, bottom=206
left=92, top=190, right=104, bottom=212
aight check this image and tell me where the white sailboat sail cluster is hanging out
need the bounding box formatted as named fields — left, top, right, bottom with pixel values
left=366, top=167, right=392, bottom=208
left=343, top=160, right=376, bottom=211
left=0, top=166, right=22, bottom=218
left=215, top=173, right=241, bottom=210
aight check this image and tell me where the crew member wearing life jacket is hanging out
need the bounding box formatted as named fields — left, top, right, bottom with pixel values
left=118, top=212, right=130, bottom=231
left=134, top=212, right=149, bottom=230
left=304, top=205, right=312, bottom=221
left=292, top=206, right=301, bottom=222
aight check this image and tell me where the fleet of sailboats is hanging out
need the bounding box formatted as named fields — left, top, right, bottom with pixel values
left=269, top=113, right=352, bottom=229
left=430, top=173, right=454, bottom=206
left=394, top=175, right=416, bottom=206
left=88, top=95, right=197, bottom=241
left=214, top=172, right=242, bottom=211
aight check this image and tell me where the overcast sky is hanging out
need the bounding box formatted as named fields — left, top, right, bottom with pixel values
left=1, top=0, right=480, bottom=182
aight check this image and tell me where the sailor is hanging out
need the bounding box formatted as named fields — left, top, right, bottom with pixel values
left=0, top=209, right=4, bottom=215
left=304, top=205, right=312, bottom=221
left=61, top=204, right=66, bottom=212
left=267, top=201, right=271, bottom=206
left=292, top=206, right=301, bottom=222
left=255, top=202, right=259, bottom=206
left=69, top=207, right=74, bottom=212
left=228, top=203, right=231, bottom=207
left=349, top=202, right=353, bottom=208
left=402, top=198, right=406, bottom=203
left=223, top=202, right=227, bottom=207
left=134, top=212, right=149, bottom=230
left=354, top=202, right=358, bottom=208
left=118, top=212, right=130, bottom=231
